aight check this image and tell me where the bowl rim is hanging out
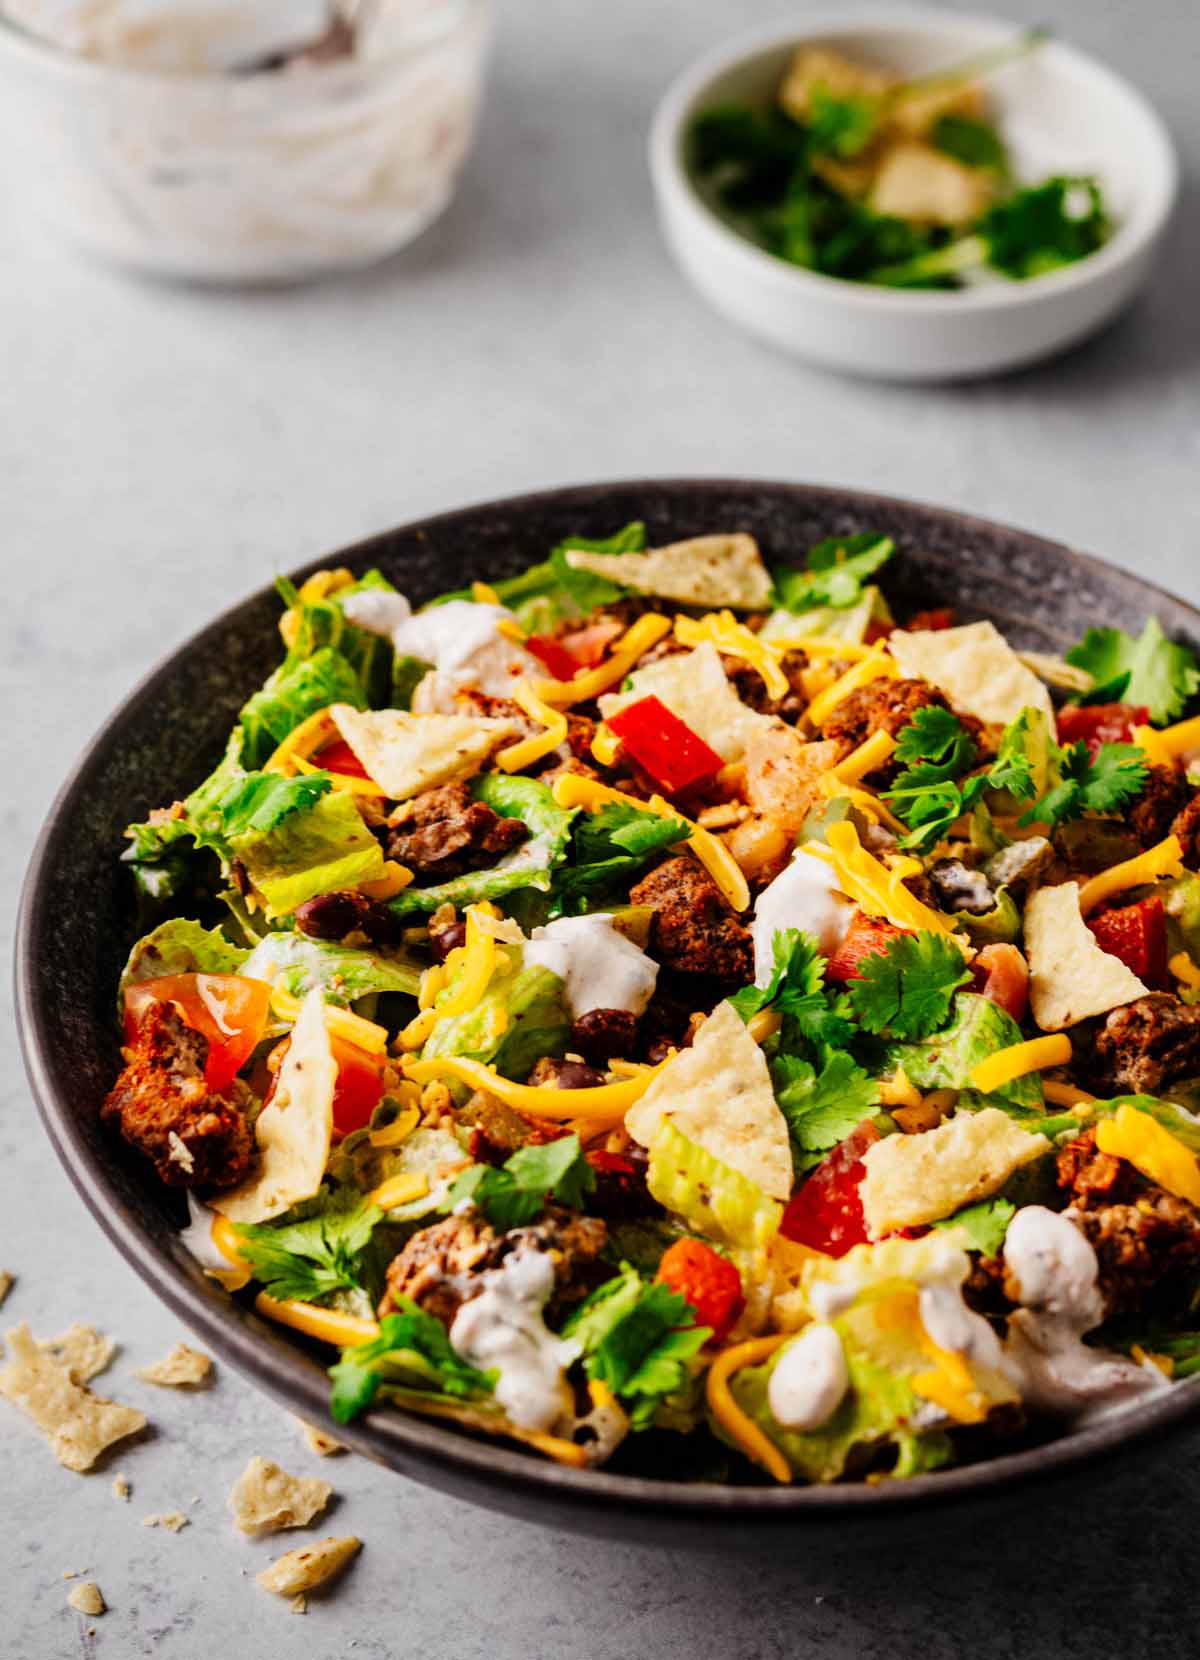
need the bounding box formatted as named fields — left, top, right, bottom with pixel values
left=648, top=5, right=1179, bottom=315
left=16, top=474, right=1200, bottom=1523
left=0, top=0, right=484, bottom=87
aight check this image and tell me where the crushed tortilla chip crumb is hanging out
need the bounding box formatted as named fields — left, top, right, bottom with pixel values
left=256, top=1536, right=361, bottom=1598
left=67, top=1582, right=105, bottom=1616
left=166, top=1131, right=195, bottom=1174
left=142, top=1511, right=189, bottom=1533
left=112, top=1473, right=131, bottom=1502
left=0, top=1323, right=145, bottom=1472
left=38, top=1324, right=116, bottom=1385
left=229, top=1456, right=333, bottom=1536
left=136, top=1343, right=212, bottom=1388
left=0, top=1270, right=12, bottom=1305
left=291, top=1415, right=345, bottom=1457
left=291, top=1595, right=308, bottom=1616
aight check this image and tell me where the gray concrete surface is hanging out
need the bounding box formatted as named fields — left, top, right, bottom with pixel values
left=3, top=0, right=1199, bottom=1653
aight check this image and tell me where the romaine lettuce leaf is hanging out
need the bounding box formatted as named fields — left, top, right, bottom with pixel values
left=647, top=1119, right=782, bottom=1251
left=883, top=992, right=1044, bottom=1109
left=429, top=522, right=644, bottom=633
left=117, top=918, right=249, bottom=1006
left=239, top=930, right=421, bottom=1004
left=233, top=790, right=385, bottom=918
left=390, top=775, right=577, bottom=915
left=421, top=960, right=570, bottom=1081
left=552, top=800, right=689, bottom=912
left=238, top=646, right=366, bottom=771
left=276, top=569, right=397, bottom=712
left=329, top=1123, right=468, bottom=1219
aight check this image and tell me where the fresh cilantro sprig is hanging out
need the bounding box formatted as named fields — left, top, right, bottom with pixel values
left=1066, top=617, right=1200, bottom=724
left=847, top=931, right=971, bottom=1040
left=565, top=1267, right=711, bottom=1430
left=443, top=1135, right=595, bottom=1232
left=771, top=1051, right=878, bottom=1167
left=329, top=1300, right=496, bottom=1424
left=729, top=928, right=855, bottom=1054
left=772, top=532, right=894, bottom=613
left=1020, top=740, right=1147, bottom=829
left=885, top=707, right=1039, bottom=852
left=234, top=1188, right=382, bottom=1305
left=932, top=1196, right=1015, bottom=1258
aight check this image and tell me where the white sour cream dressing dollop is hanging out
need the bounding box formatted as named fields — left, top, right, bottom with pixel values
left=449, top=1249, right=578, bottom=1433
left=751, top=850, right=854, bottom=985
left=1001, top=1206, right=1168, bottom=1422
left=768, top=1324, right=849, bottom=1432
left=365, top=600, right=543, bottom=714
left=524, top=914, right=658, bottom=1020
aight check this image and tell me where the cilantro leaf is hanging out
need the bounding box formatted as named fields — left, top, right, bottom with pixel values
left=892, top=705, right=975, bottom=773
left=932, top=1196, right=1015, bottom=1258
left=772, top=533, right=894, bottom=613
left=566, top=1271, right=710, bottom=1430
left=887, top=708, right=1041, bottom=851
left=1022, top=740, right=1148, bottom=828
left=847, top=930, right=971, bottom=1040
left=982, top=176, right=1109, bottom=279
left=729, top=928, right=855, bottom=1054
left=328, top=1301, right=495, bottom=1424
left=234, top=1188, right=382, bottom=1305
left=444, top=1134, right=595, bottom=1232
left=985, top=711, right=1039, bottom=802
left=202, top=769, right=333, bottom=842
left=1066, top=618, right=1200, bottom=725
left=772, top=1051, right=877, bottom=1163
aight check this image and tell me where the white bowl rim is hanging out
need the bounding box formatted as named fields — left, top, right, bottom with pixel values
left=649, top=5, right=1179, bottom=314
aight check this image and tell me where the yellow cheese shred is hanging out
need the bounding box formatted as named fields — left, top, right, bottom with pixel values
left=767, top=635, right=877, bottom=662
left=829, top=729, right=897, bottom=785
left=269, top=987, right=389, bottom=1055
left=533, top=613, right=672, bottom=707
left=705, top=1336, right=791, bottom=1485
left=357, top=860, right=413, bottom=899
left=399, top=905, right=498, bottom=1050
left=674, top=611, right=789, bottom=701
left=1151, top=713, right=1200, bottom=758
left=1095, top=1104, right=1200, bottom=1206
left=805, top=646, right=897, bottom=728
left=254, top=1293, right=380, bottom=1349
left=208, top=1215, right=253, bottom=1290
left=471, top=580, right=501, bottom=605
left=402, top=1054, right=668, bottom=1121
left=1169, top=951, right=1200, bottom=990
left=1042, top=1080, right=1097, bottom=1108
left=551, top=773, right=751, bottom=912
left=263, top=708, right=339, bottom=775
left=368, top=1100, right=421, bottom=1148
left=1133, top=725, right=1175, bottom=768
left=366, top=1171, right=431, bottom=1210
left=876, top=1291, right=989, bottom=1424
left=805, top=820, right=960, bottom=940
left=495, top=681, right=569, bottom=773
left=816, top=775, right=908, bottom=835
left=969, top=1033, right=1073, bottom=1095
left=590, top=724, right=621, bottom=766
left=293, top=752, right=389, bottom=800
left=1076, top=834, right=1184, bottom=916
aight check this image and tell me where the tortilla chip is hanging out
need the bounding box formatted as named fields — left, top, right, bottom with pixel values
left=625, top=1000, right=792, bottom=1200
left=229, top=1456, right=333, bottom=1536
left=1025, top=881, right=1149, bottom=1030
left=0, top=1323, right=145, bottom=1472
left=136, top=1343, right=212, bottom=1388
left=860, top=1108, right=1049, bottom=1238
left=329, top=705, right=514, bottom=802
left=67, top=1582, right=106, bottom=1616
left=213, top=989, right=335, bottom=1224
left=564, top=534, right=772, bottom=611
left=291, top=1416, right=345, bottom=1457
left=599, top=642, right=772, bottom=763
left=256, top=1536, right=361, bottom=1598
left=38, top=1324, right=115, bottom=1385
left=888, top=620, right=1054, bottom=728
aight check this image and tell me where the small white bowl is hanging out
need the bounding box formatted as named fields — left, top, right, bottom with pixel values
left=649, top=8, right=1178, bottom=380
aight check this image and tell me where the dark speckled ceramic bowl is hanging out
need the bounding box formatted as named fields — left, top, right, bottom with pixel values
left=16, top=480, right=1200, bottom=1545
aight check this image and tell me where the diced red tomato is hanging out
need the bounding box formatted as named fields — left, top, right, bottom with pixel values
left=656, top=1237, right=744, bottom=1342
left=905, top=607, right=956, bottom=633
left=863, top=618, right=894, bottom=644
left=313, top=738, right=371, bottom=780
left=329, top=1036, right=386, bottom=1137
left=124, top=974, right=272, bottom=1092
left=1087, top=896, right=1169, bottom=990
left=585, top=1150, right=638, bottom=1177
left=970, top=943, right=1030, bottom=1023
left=606, top=695, right=724, bottom=795
left=525, top=634, right=583, bottom=682
left=1057, top=702, right=1151, bottom=756
left=780, top=1122, right=881, bottom=1257
left=825, top=913, right=909, bottom=983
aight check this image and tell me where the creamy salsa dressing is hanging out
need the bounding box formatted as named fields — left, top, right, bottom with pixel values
left=448, top=1248, right=577, bottom=1432
left=348, top=598, right=542, bottom=715
left=768, top=1323, right=849, bottom=1432
left=524, top=914, right=658, bottom=1020
left=751, top=851, right=853, bottom=984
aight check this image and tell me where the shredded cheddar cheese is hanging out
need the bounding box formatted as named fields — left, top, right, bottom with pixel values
left=254, top=1294, right=380, bottom=1349
left=829, top=728, right=897, bottom=786
left=269, top=988, right=389, bottom=1055
left=878, top=1066, right=923, bottom=1110
left=876, top=1291, right=989, bottom=1425
left=746, top=1009, right=782, bottom=1045
left=1133, top=725, right=1174, bottom=768
left=1077, top=834, right=1184, bottom=916
left=770, top=635, right=877, bottom=662
left=1152, top=713, right=1200, bottom=758
left=1095, top=1104, right=1200, bottom=1207
left=399, top=905, right=499, bottom=1050
left=263, top=708, right=339, bottom=775
left=533, top=613, right=672, bottom=707
left=366, top=1171, right=430, bottom=1210
left=357, top=860, right=413, bottom=899
left=367, top=1100, right=421, bottom=1149
left=1170, top=951, right=1200, bottom=990
left=496, top=681, right=569, bottom=773
left=550, top=773, right=751, bottom=912
left=590, top=724, right=621, bottom=766
left=293, top=752, right=388, bottom=800
left=1042, top=1080, right=1097, bottom=1107
left=805, top=646, right=897, bottom=728
left=674, top=611, right=790, bottom=701
left=970, top=1034, right=1072, bottom=1095
left=705, top=1336, right=791, bottom=1484
left=805, top=820, right=960, bottom=940
left=816, top=774, right=908, bottom=834
left=402, top=1054, right=668, bottom=1120
left=209, top=1215, right=253, bottom=1289
left=471, top=580, right=501, bottom=605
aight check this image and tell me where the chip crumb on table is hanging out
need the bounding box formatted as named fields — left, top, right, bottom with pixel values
left=142, top=1511, right=190, bottom=1533
left=256, top=1536, right=362, bottom=1599
left=112, top=1472, right=131, bottom=1501
left=290, top=1594, right=308, bottom=1616
left=38, top=1323, right=116, bottom=1385
left=0, top=1323, right=145, bottom=1471
left=67, top=1582, right=106, bottom=1616
left=135, top=1342, right=213, bottom=1387
left=0, top=1270, right=12, bottom=1305
left=229, top=1455, right=333, bottom=1535
left=291, top=1415, right=345, bottom=1457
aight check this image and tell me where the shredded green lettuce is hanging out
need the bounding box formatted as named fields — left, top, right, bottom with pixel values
left=329, top=1299, right=496, bottom=1424
left=117, top=918, right=249, bottom=1007
left=233, top=790, right=385, bottom=918
left=647, top=1120, right=781, bottom=1251
left=239, top=931, right=421, bottom=1004
left=883, top=992, right=1044, bottom=1109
